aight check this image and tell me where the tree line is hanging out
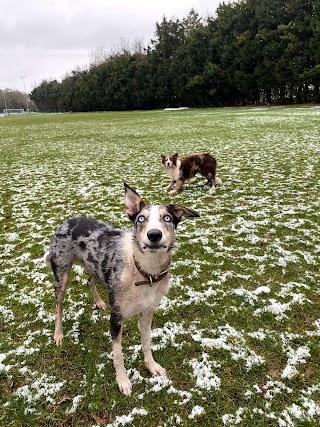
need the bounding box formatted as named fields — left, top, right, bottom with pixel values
left=30, top=0, right=320, bottom=111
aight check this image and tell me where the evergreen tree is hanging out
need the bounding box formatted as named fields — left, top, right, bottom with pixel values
left=30, top=0, right=319, bottom=111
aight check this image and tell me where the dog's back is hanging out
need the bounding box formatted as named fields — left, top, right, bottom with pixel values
left=46, top=216, right=125, bottom=289
left=180, top=153, right=216, bottom=180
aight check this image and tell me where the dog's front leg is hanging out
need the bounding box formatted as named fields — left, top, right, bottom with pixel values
left=169, top=179, right=183, bottom=194
left=54, top=271, right=69, bottom=346
left=167, top=180, right=175, bottom=190
left=139, top=311, right=167, bottom=377
left=110, top=312, right=132, bottom=396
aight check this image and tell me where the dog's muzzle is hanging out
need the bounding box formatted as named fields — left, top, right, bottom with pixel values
left=147, top=229, right=162, bottom=243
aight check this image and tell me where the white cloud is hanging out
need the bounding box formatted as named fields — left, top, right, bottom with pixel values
left=0, top=0, right=222, bottom=90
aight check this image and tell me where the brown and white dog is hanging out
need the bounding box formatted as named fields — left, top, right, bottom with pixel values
left=45, top=183, right=199, bottom=396
left=161, top=152, right=222, bottom=194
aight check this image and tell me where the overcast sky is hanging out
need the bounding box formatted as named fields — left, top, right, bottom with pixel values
left=1, top=0, right=223, bottom=92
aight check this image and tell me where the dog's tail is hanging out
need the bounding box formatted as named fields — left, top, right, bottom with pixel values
left=215, top=177, right=222, bottom=186
left=44, top=251, right=51, bottom=268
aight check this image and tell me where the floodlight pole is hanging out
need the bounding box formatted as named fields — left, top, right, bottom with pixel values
left=2, top=88, right=8, bottom=113
left=21, top=75, right=29, bottom=112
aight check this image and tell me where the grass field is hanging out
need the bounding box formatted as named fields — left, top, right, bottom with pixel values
left=0, top=106, right=319, bottom=426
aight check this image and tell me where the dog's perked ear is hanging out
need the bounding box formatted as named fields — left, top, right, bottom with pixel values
left=124, top=183, right=146, bottom=221
left=167, top=204, right=200, bottom=227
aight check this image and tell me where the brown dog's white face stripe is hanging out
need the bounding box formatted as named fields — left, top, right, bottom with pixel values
left=134, top=205, right=176, bottom=253
left=162, top=156, right=175, bottom=168
left=161, top=154, right=178, bottom=169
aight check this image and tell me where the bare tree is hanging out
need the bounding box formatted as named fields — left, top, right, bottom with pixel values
left=131, top=36, right=146, bottom=55
left=0, top=89, right=36, bottom=111
left=89, top=45, right=110, bottom=66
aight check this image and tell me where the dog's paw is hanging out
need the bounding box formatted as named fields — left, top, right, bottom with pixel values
left=117, top=374, right=132, bottom=397
left=94, top=299, right=107, bottom=310
left=146, top=361, right=167, bottom=377
left=168, top=189, right=177, bottom=195
left=54, top=331, right=63, bottom=346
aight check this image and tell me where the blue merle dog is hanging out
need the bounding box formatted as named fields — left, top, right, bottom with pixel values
left=45, top=183, right=199, bottom=396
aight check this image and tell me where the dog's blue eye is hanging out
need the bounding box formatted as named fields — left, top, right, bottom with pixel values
left=137, top=215, right=145, bottom=223
left=164, top=215, right=172, bottom=222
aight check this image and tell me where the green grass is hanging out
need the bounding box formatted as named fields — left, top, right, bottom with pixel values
left=0, top=106, right=320, bottom=426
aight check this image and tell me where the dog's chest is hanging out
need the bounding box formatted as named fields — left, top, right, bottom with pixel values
left=165, top=160, right=181, bottom=181
left=120, top=279, right=169, bottom=319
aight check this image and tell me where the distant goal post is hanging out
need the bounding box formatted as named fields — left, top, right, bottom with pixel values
left=3, top=108, right=26, bottom=115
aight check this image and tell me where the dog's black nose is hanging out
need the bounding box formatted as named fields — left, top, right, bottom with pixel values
left=147, top=229, right=162, bottom=243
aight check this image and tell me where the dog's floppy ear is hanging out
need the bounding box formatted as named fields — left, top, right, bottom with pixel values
left=167, top=204, right=200, bottom=227
left=124, top=183, right=146, bottom=220
left=170, top=204, right=199, bottom=218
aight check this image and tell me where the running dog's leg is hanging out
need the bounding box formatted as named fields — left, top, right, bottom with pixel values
left=205, top=172, right=216, bottom=194
left=167, top=180, right=176, bottom=190
left=88, top=275, right=107, bottom=310
left=169, top=179, right=184, bottom=194
left=110, top=312, right=132, bottom=396
left=139, top=311, right=167, bottom=376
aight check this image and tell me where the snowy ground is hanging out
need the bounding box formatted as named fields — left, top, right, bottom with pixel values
left=0, top=106, right=319, bottom=426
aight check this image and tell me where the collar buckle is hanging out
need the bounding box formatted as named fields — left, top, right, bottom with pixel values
left=134, top=257, right=169, bottom=287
